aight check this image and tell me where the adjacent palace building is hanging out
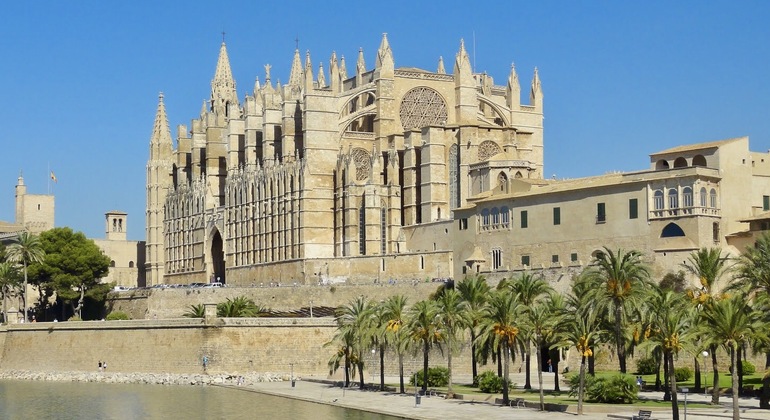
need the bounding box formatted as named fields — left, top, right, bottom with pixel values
left=146, top=35, right=770, bottom=290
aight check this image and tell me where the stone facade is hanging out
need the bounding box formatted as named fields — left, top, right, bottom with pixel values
left=146, top=35, right=544, bottom=286
left=93, top=211, right=147, bottom=288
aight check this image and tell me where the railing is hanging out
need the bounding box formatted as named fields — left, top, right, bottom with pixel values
left=649, top=206, right=721, bottom=219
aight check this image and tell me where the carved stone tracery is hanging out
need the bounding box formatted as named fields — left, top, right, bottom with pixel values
left=352, top=148, right=371, bottom=181
left=478, top=140, right=502, bottom=161
left=399, top=87, right=448, bottom=130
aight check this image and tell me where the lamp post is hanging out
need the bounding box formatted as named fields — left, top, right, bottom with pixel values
left=290, top=363, right=295, bottom=388
left=702, top=350, right=709, bottom=396
left=681, top=387, right=689, bottom=420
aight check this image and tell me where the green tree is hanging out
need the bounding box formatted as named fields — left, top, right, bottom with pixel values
left=499, top=272, right=552, bottom=389
left=382, top=294, right=410, bottom=393
left=183, top=303, right=205, bottom=318
left=682, top=247, right=731, bottom=400
left=557, top=278, right=602, bottom=415
left=28, top=228, right=109, bottom=319
left=521, top=297, right=563, bottom=410
left=407, top=299, right=442, bottom=394
left=0, top=262, right=21, bottom=324
left=586, top=247, right=650, bottom=373
left=456, top=275, right=490, bottom=381
left=476, top=289, right=523, bottom=406
left=6, top=232, right=45, bottom=321
left=435, top=288, right=471, bottom=396
left=734, top=232, right=770, bottom=408
left=699, top=295, right=766, bottom=420
left=216, top=296, right=264, bottom=317
left=328, top=296, right=375, bottom=389
left=644, top=287, right=695, bottom=420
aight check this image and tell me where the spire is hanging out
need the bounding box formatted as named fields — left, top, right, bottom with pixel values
left=329, top=51, right=339, bottom=92
left=506, top=62, right=520, bottom=108
left=150, top=93, right=173, bottom=157
left=211, top=41, right=239, bottom=116
left=530, top=67, right=543, bottom=110
left=356, top=48, right=366, bottom=86
left=437, top=56, right=446, bottom=74
left=288, top=48, right=303, bottom=86
left=317, top=62, right=326, bottom=88
left=253, top=76, right=261, bottom=94
left=304, top=50, right=314, bottom=90
left=375, top=33, right=394, bottom=77
left=454, top=39, right=473, bottom=85
left=339, top=55, right=348, bottom=80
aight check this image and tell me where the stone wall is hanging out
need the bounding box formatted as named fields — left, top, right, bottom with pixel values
left=108, top=282, right=448, bottom=319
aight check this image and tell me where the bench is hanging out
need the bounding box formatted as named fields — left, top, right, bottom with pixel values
left=632, top=410, right=652, bottom=420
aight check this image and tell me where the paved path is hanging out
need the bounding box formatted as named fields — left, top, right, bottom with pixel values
left=235, top=378, right=770, bottom=420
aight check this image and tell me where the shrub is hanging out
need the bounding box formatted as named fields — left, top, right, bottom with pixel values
left=476, top=371, right=513, bottom=393
left=183, top=304, right=205, bottom=318
left=409, top=367, right=449, bottom=387
left=68, top=315, right=82, bottom=322
left=569, top=374, right=638, bottom=403
left=636, top=355, right=658, bottom=375
left=729, top=360, right=756, bottom=375
left=105, top=311, right=130, bottom=321
left=674, top=367, right=692, bottom=382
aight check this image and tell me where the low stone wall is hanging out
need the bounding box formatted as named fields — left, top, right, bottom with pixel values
left=108, top=282, right=447, bottom=320
left=0, top=370, right=287, bottom=386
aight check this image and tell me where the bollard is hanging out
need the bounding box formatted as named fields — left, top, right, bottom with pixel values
left=415, top=393, right=421, bottom=406
left=292, top=380, right=296, bottom=388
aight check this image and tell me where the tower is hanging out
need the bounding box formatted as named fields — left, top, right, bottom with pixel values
left=145, top=93, right=174, bottom=286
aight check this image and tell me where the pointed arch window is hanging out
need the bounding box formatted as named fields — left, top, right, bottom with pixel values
left=661, top=222, right=685, bottom=238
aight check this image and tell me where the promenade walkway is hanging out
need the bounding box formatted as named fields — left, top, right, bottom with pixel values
left=239, top=373, right=770, bottom=420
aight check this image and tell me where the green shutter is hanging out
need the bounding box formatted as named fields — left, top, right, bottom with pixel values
left=629, top=198, right=638, bottom=219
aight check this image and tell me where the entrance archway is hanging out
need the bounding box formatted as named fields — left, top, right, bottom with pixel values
left=211, top=229, right=225, bottom=284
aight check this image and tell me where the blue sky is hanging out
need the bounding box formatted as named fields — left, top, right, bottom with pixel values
left=2, top=1, right=770, bottom=241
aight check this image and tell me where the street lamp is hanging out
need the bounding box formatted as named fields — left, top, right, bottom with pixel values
left=702, top=350, right=709, bottom=396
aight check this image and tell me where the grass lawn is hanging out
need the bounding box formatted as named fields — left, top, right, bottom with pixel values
left=637, top=371, right=765, bottom=391
left=387, top=378, right=713, bottom=408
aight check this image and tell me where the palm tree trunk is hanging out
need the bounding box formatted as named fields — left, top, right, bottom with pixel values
left=1, top=287, right=7, bottom=324
left=731, top=345, right=739, bottom=420
left=536, top=341, right=544, bottom=411
left=737, top=345, right=744, bottom=396
left=502, top=342, right=510, bottom=405
left=358, top=361, right=365, bottom=389
left=522, top=341, right=532, bottom=389
left=470, top=329, right=478, bottom=381
left=22, top=261, right=28, bottom=322
left=344, top=353, right=350, bottom=387
left=422, top=341, right=429, bottom=393
left=661, top=351, right=671, bottom=401
left=711, top=345, right=720, bottom=404
left=588, top=348, right=595, bottom=376
left=578, top=356, right=586, bottom=415
left=379, top=344, right=385, bottom=391
left=668, top=352, right=679, bottom=420
left=447, top=336, right=454, bottom=397
left=398, top=352, right=405, bottom=394
left=614, top=304, right=626, bottom=373
left=760, top=351, right=770, bottom=409
left=655, top=349, right=662, bottom=391
left=497, top=347, right=502, bottom=377
left=554, top=369, right=560, bottom=392
left=694, top=357, right=701, bottom=392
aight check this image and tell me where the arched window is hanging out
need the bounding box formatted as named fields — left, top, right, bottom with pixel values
left=668, top=188, right=679, bottom=209
left=656, top=160, right=670, bottom=170
left=710, top=189, right=717, bottom=208
left=682, top=187, right=693, bottom=209
left=661, top=223, right=685, bottom=237
left=501, top=206, right=510, bottom=226
left=654, top=190, right=664, bottom=210
left=129, top=261, right=134, bottom=268
left=110, top=260, right=116, bottom=267
left=498, top=172, right=508, bottom=193
left=692, top=155, right=707, bottom=167
left=481, top=209, right=490, bottom=227
left=700, top=187, right=707, bottom=208
left=491, top=208, right=500, bottom=225
left=674, top=157, right=688, bottom=168
left=515, top=171, right=523, bottom=179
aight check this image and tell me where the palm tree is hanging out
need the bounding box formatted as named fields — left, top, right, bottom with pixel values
left=407, top=299, right=442, bottom=394
left=328, top=296, right=375, bottom=388
left=435, top=288, right=471, bottom=397
left=699, top=295, right=766, bottom=420
left=6, top=232, right=45, bottom=322
left=644, top=287, right=695, bottom=420
left=456, top=275, right=490, bottom=382
left=521, top=298, right=563, bottom=411
left=0, top=262, right=20, bottom=324
left=382, top=294, right=410, bottom=393
left=682, top=247, right=730, bottom=398
left=558, top=281, right=602, bottom=416
left=586, top=247, right=650, bottom=373
left=734, top=232, right=770, bottom=408
left=499, top=272, right=552, bottom=389
left=476, top=289, right=523, bottom=406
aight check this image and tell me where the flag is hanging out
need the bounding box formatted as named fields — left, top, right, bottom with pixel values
left=50, top=171, right=57, bottom=183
